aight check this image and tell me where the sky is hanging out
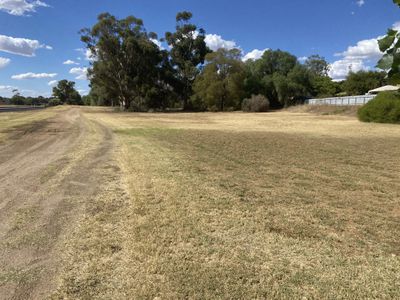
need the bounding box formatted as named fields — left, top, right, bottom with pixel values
left=0, top=0, right=399, bottom=97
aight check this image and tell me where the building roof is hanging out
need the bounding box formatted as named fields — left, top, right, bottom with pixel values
left=368, top=85, right=400, bottom=94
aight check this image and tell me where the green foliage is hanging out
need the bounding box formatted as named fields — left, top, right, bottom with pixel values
left=80, top=13, right=335, bottom=111
left=10, top=92, right=26, bottom=105
left=241, top=94, right=270, bottom=112
left=245, top=50, right=314, bottom=107
left=304, top=55, right=339, bottom=98
left=305, top=55, right=330, bottom=77
left=165, top=12, right=210, bottom=109
left=358, top=92, right=400, bottom=123
left=48, top=98, right=62, bottom=106
left=311, top=76, right=340, bottom=98
left=5, top=91, right=51, bottom=106
left=376, top=1, right=400, bottom=83
left=52, top=80, right=82, bottom=105
left=192, top=48, right=246, bottom=111
left=343, top=71, right=387, bottom=96
left=81, top=13, right=172, bottom=111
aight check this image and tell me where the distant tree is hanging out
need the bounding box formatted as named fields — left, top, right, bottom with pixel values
left=52, top=80, right=82, bottom=105
left=342, top=71, right=387, bottom=95
left=305, top=55, right=330, bottom=77
left=192, top=48, right=246, bottom=111
left=252, top=49, right=298, bottom=77
left=10, top=91, right=26, bottom=105
left=302, top=55, right=339, bottom=98
left=285, top=65, right=313, bottom=104
left=244, top=50, right=313, bottom=107
left=81, top=13, right=169, bottom=110
left=165, top=11, right=210, bottom=109
left=311, top=76, right=340, bottom=98
left=376, top=1, right=400, bottom=82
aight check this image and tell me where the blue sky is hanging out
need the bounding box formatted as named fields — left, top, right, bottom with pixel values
left=0, top=0, right=399, bottom=97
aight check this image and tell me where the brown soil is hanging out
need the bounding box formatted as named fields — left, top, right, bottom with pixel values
left=0, top=108, right=118, bottom=300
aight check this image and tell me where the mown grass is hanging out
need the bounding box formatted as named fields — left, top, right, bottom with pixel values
left=54, top=110, right=400, bottom=299
left=0, top=106, right=65, bottom=143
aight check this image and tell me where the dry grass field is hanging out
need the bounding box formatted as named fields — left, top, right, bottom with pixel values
left=1, top=107, right=399, bottom=299
left=0, top=106, right=66, bottom=143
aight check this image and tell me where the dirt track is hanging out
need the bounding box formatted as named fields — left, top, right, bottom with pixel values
left=0, top=108, right=116, bottom=300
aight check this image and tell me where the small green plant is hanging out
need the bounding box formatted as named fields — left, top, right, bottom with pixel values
left=358, top=92, right=400, bottom=124
left=242, top=94, right=270, bottom=112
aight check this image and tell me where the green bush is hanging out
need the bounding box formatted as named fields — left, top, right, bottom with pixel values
left=358, top=92, right=400, bottom=124
left=242, top=94, right=270, bottom=112
left=48, top=98, right=62, bottom=106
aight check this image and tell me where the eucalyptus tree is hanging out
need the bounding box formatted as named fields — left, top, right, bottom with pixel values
left=165, top=11, right=210, bottom=109
left=304, top=55, right=330, bottom=77
left=80, top=13, right=167, bottom=110
left=52, top=80, right=82, bottom=105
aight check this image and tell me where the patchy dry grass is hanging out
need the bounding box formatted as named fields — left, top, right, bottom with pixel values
left=286, top=104, right=360, bottom=116
left=0, top=106, right=66, bottom=143
left=53, top=110, right=400, bottom=299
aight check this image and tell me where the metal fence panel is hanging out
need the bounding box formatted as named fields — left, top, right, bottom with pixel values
left=308, top=95, right=376, bottom=106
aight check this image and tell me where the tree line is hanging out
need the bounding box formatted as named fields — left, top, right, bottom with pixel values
left=79, top=11, right=387, bottom=111
left=1, top=11, right=388, bottom=110
left=0, top=80, right=84, bottom=107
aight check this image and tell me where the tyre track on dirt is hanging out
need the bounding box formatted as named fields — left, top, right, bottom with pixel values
left=0, top=108, right=118, bottom=300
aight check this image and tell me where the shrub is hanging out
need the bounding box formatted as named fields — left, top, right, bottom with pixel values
left=242, top=95, right=270, bottom=112
left=358, top=92, right=400, bottom=124
left=48, top=98, right=62, bottom=106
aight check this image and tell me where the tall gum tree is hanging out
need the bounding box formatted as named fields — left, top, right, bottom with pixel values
left=165, top=11, right=210, bottom=109
left=80, top=13, right=164, bottom=110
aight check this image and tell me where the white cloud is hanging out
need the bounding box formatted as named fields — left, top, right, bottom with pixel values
left=48, top=80, right=57, bottom=86
left=329, top=37, right=382, bottom=80
left=357, top=0, right=365, bottom=7
left=393, top=21, right=400, bottom=31
left=150, top=38, right=163, bottom=50
left=63, top=59, right=79, bottom=65
left=326, top=20, right=400, bottom=81
left=75, top=48, right=95, bottom=61
left=77, top=89, right=88, bottom=95
left=204, top=34, right=237, bottom=51
left=334, top=38, right=381, bottom=60
left=0, top=0, right=49, bottom=16
left=0, top=85, right=18, bottom=97
left=11, top=72, right=57, bottom=80
left=329, top=20, right=400, bottom=80
left=298, top=56, right=308, bottom=63
left=69, top=67, right=88, bottom=80
left=242, top=48, right=269, bottom=61
left=0, top=56, right=10, bottom=68
left=0, top=85, right=17, bottom=91
left=0, top=34, right=51, bottom=57
left=329, top=59, right=366, bottom=81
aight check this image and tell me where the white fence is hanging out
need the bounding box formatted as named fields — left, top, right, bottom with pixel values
left=307, top=95, right=376, bottom=106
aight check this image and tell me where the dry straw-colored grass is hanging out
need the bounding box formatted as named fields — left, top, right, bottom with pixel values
left=53, top=109, right=400, bottom=299
left=0, top=106, right=66, bottom=143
